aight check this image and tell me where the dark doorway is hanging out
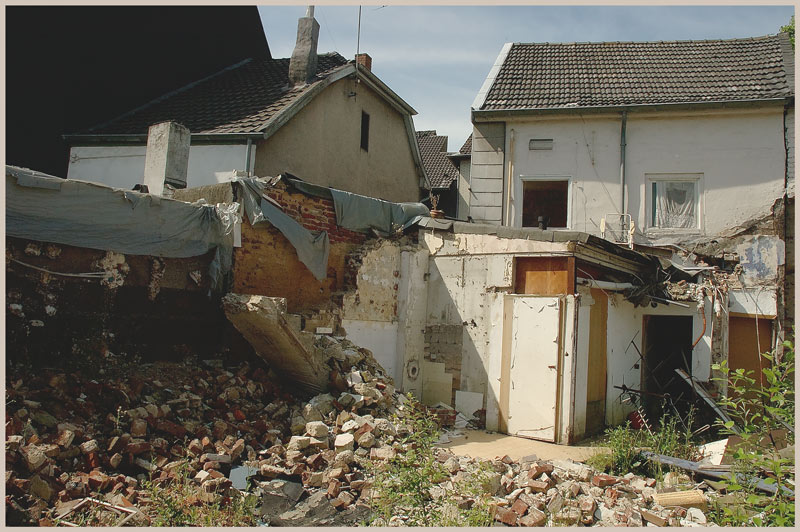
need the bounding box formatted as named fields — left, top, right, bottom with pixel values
left=522, top=180, right=568, bottom=228
left=641, top=315, right=693, bottom=423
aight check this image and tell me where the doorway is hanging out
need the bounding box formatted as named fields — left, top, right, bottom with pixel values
left=641, top=315, right=693, bottom=423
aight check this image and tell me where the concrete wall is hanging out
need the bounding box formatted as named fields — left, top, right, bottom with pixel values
left=472, top=106, right=788, bottom=243
left=67, top=144, right=253, bottom=189
left=421, top=229, right=575, bottom=429
left=457, top=159, right=471, bottom=220
left=468, top=122, right=505, bottom=224
left=254, top=77, right=421, bottom=203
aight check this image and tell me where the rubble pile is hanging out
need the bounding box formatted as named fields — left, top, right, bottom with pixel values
left=428, top=450, right=720, bottom=527
left=4, top=334, right=405, bottom=526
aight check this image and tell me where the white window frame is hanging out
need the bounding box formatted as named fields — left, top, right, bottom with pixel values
left=514, top=175, right=572, bottom=229
left=645, top=173, right=704, bottom=234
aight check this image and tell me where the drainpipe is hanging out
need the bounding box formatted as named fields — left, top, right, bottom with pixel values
left=504, top=128, right=515, bottom=226
left=244, top=138, right=253, bottom=175
left=619, top=110, right=628, bottom=222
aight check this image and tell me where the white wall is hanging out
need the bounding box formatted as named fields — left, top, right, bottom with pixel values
left=341, top=319, right=400, bottom=383
left=604, top=293, right=717, bottom=426
left=498, top=107, right=786, bottom=243
left=67, top=144, right=255, bottom=189
left=422, top=229, right=573, bottom=431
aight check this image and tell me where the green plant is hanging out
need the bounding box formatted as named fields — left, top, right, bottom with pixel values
left=138, top=463, right=258, bottom=526
left=366, top=394, right=493, bottom=526
left=781, top=15, right=795, bottom=47
left=710, top=335, right=795, bottom=527
left=601, top=406, right=700, bottom=479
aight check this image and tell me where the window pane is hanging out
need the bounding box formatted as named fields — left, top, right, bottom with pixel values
left=654, top=181, right=696, bottom=228
left=522, top=180, right=568, bottom=228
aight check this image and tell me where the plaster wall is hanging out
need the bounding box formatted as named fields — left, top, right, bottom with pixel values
left=67, top=144, right=253, bottom=189
left=457, top=159, right=471, bottom=219
left=604, top=294, right=716, bottom=426
left=254, top=77, right=420, bottom=203
left=421, top=229, right=577, bottom=430
left=341, top=319, right=400, bottom=383
left=493, top=107, right=786, bottom=242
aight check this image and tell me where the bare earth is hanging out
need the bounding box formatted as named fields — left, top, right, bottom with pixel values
left=439, top=429, right=609, bottom=463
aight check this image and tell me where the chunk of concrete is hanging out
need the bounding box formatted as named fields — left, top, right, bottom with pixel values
left=222, top=294, right=327, bottom=395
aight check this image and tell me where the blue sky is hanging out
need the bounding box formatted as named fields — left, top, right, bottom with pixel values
left=260, top=5, right=794, bottom=152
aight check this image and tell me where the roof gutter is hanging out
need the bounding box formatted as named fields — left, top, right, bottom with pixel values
left=472, top=97, right=790, bottom=121
left=63, top=132, right=265, bottom=145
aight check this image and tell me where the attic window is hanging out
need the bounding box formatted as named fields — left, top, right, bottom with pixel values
left=361, top=111, right=370, bottom=152
left=529, top=138, right=553, bottom=151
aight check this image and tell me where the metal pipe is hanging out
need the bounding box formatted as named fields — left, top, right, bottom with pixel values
left=504, top=128, right=515, bottom=226
left=576, top=277, right=634, bottom=291
left=619, top=110, right=627, bottom=217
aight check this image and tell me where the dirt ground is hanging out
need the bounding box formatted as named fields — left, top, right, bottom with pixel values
left=439, top=429, right=608, bottom=463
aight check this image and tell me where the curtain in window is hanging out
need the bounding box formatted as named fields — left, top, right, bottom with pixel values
left=654, top=181, right=696, bottom=228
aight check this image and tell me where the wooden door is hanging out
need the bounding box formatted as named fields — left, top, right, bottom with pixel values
left=585, top=288, right=608, bottom=436
left=728, top=315, right=773, bottom=390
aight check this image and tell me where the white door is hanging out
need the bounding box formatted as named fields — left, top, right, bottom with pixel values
left=504, top=296, right=564, bottom=441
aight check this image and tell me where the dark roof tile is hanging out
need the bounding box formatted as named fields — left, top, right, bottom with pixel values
left=416, top=130, right=459, bottom=189
left=87, top=53, right=349, bottom=135
left=480, top=35, right=793, bottom=111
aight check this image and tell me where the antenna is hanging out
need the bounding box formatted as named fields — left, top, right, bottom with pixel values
left=355, top=6, right=362, bottom=84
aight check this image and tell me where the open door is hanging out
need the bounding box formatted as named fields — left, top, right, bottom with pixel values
left=500, top=295, right=572, bottom=442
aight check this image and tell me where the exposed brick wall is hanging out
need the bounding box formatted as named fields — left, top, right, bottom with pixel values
left=233, top=181, right=370, bottom=313
left=265, top=183, right=368, bottom=245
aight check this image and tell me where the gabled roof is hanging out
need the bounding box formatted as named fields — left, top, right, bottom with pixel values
left=81, top=54, right=350, bottom=135
left=474, top=33, right=794, bottom=112
left=416, top=130, right=459, bottom=189
left=459, top=135, right=472, bottom=155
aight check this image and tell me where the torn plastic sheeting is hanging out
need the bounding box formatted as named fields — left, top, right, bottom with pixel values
left=235, top=177, right=329, bottom=281
left=330, top=188, right=430, bottom=236
left=5, top=166, right=236, bottom=292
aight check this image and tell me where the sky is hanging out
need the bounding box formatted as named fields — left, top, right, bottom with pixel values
left=260, top=5, right=794, bottom=152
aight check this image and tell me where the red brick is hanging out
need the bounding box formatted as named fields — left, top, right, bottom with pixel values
left=495, top=506, right=518, bottom=526
left=511, top=498, right=529, bottom=516
left=592, top=474, right=620, bottom=488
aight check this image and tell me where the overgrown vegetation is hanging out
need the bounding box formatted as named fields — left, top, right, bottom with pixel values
left=138, top=464, right=259, bottom=526
left=366, top=394, right=493, bottom=526
left=588, top=406, right=700, bottom=479
left=781, top=15, right=795, bottom=47
left=708, top=335, right=795, bottom=527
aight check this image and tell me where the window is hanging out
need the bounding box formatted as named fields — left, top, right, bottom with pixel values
left=529, top=138, right=554, bottom=151
left=521, top=179, right=569, bottom=228
left=648, top=174, right=702, bottom=230
left=360, top=111, right=370, bottom=151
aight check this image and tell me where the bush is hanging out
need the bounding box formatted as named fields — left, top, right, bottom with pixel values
left=366, top=394, right=493, bottom=526
left=709, top=335, right=795, bottom=527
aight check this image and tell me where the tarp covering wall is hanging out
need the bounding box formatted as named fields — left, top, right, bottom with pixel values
left=5, top=166, right=237, bottom=291
left=236, top=177, right=330, bottom=281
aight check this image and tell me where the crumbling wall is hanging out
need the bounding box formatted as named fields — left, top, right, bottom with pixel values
left=232, top=182, right=368, bottom=314
left=422, top=230, right=570, bottom=429
left=5, top=237, right=246, bottom=369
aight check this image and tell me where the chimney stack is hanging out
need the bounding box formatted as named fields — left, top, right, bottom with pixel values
left=355, top=53, right=372, bottom=72
left=288, top=6, right=320, bottom=86
left=143, top=121, right=190, bottom=196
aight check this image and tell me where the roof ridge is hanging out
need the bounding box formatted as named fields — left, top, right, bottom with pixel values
left=86, top=58, right=254, bottom=133
left=511, top=34, right=779, bottom=47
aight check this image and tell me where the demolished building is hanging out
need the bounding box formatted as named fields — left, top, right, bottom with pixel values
left=12, top=129, right=788, bottom=449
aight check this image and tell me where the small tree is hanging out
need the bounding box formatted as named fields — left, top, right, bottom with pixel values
left=781, top=16, right=794, bottom=47
left=710, top=335, right=795, bottom=526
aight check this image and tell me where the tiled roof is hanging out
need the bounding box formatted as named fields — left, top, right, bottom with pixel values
left=480, top=34, right=794, bottom=111
left=86, top=53, right=350, bottom=135
left=416, top=130, right=459, bottom=189
left=459, top=135, right=472, bottom=155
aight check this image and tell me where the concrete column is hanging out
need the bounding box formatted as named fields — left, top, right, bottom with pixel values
left=143, top=121, right=190, bottom=196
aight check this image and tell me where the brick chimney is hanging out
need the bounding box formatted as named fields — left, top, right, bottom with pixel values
left=288, top=6, right=320, bottom=86
left=355, top=53, right=372, bottom=72
left=143, top=121, right=190, bottom=196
